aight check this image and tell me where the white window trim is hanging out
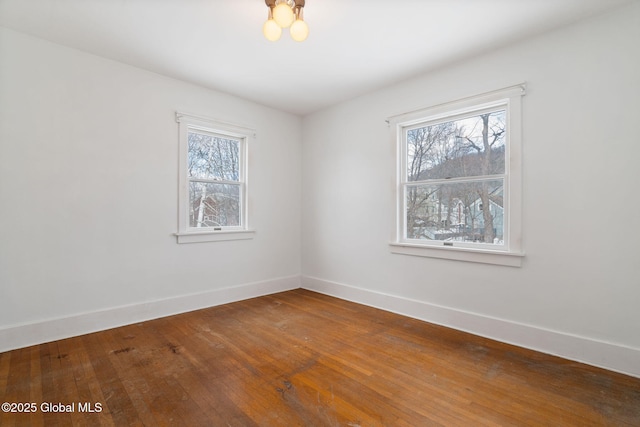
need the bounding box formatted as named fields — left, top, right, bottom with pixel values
left=175, top=112, right=255, bottom=244
left=388, top=85, right=526, bottom=267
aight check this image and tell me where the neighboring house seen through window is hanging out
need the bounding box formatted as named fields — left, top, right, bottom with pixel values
left=389, top=85, right=525, bottom=266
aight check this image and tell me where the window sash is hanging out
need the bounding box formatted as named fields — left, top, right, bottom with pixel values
left=187, top=129, right=242, bottom=182
left=402, top=177, right=507, bottom=250
left=188, top=181, right=244, bottom=229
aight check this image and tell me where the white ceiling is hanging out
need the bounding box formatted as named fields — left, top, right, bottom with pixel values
left=0, top=0, right=633, bottom=115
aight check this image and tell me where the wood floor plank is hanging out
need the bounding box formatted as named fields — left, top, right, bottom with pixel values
left=27, top=346, right=44, bottom=427
left=91, top=327, right=160, bottom=426
left=72, top=336, right=115, bottom=427
left=147, top=317, right=253, bottom=426
left=0, top=289, right=639, bottom=426
left=81, top=332, right=144, bottom=426
left=50, top=340, right=85, bottom=427
left=1, top=348, right=27, bottom=427
left=163, top=317, right=263, bottom=425
left=0, top=350, right=12, bottom=398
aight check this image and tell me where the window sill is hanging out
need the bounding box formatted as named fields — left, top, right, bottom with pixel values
left=175, top=229, right=255, bottom=244
left=389, top=242, right=524, bottom=267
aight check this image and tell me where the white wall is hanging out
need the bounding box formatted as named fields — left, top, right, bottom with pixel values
left=301, top=3, right=640, bottom=376
left=0, top=27, right=301, bottom=347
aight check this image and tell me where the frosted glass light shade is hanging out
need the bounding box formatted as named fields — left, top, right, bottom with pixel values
left=273, top=3, right=294, bottom=28
left=290, top=19, right=309, bottom=42
left=263, top=19, right=282, bottom=41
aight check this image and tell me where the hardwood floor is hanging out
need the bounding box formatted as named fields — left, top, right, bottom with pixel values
left=1, top=289, right=639, bottom=426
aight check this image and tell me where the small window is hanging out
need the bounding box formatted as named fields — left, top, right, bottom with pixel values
left=389, top=85, right=525, bottom=266
left=175, top=113, right=255, bottom=244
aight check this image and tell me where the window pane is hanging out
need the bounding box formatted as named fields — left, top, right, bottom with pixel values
left=407, top=110, right=505, bottom=181
left=189, top=182, right=240, bottom=227
left=188, top=131, right=240, bottom=181
left=406, top=179, right=504, bottom=244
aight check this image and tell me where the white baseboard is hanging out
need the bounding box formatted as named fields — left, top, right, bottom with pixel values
left=302, top=275, right=640, bottom=379
left=5, top=274, right=638, bottom=379
left=0, top=275, right=300, bottom=353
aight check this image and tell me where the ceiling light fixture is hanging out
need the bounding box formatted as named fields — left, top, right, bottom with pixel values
left=263, top=0, right=309, bottom=42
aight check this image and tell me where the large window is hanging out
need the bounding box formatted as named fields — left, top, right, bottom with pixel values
left=389, top=85, right=525, bottom=266
left=175, top=113, right=255, bottom=243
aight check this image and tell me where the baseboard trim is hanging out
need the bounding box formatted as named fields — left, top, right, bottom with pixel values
left=0, top=275, right=301, bottom=353
left=301, top=275, right=640, bottom=378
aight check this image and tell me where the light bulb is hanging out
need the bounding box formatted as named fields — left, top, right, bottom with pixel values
left=263, top=19, right=282, bottom=41
left=273, top=3, right=294, bottom=28
left=290, top=19, right=309, bottom=42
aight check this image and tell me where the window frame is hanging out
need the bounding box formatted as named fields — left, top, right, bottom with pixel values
left=388, top=85, right=525, bottom=266
left=175, top=112, right=255, bottom=244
